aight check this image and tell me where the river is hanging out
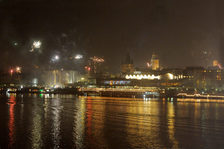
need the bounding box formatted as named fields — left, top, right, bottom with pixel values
left=0, top=94, right=224, bottom=149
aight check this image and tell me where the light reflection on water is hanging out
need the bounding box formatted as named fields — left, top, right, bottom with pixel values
left=8, top=95, right=16, bottom=148
left=31, top=100, right=42, bottom=149
left=1, top=94, right=224, bottom=148
left=73, top=97, right=85, bottom=149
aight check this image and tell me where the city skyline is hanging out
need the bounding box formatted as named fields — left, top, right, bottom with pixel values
left=1, top=1, right=224, bottom=148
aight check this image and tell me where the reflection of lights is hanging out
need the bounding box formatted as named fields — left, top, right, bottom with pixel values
left=177, top=98, right=224, bottom=103
left=74, top=97, right=85, bottom=148
left=8, top=95, right=16, bottom=147
left=33, top=41, right=41, bottom=49
left=31, top=99, right=42, bottom=149
left=167, top=101, right=178, bottom=148
left=75, top=54, right=83, bottom=60
left=125, top=74, right=160, bottom=80
left=49, top=98, right=62, bottom=148
left=86, top=98, right=93, bottom=137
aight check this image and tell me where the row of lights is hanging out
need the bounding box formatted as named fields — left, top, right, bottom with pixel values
left=125, top=74, right=161, bottom=80
left=125, top=73, right=197, bottom=81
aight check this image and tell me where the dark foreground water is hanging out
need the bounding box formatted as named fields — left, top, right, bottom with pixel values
left=1, top=94, right=224, bottom=149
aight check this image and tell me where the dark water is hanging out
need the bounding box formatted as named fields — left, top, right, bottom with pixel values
left=1, top=94, right=224, bottom=149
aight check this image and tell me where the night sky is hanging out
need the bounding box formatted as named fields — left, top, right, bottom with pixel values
left=0, top=0, right=224, bottom=72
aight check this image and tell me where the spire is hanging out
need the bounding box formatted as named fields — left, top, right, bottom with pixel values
left=124, top=52, right=133, bottom=64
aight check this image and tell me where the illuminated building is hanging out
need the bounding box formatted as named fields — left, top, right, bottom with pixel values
left=125, top=74, right=160, bottom=80
left=150, top=53, right=159, bottom=70
left=42, top=70, right=82, bottom=88
left=121, top=53, right=135, bottom=74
